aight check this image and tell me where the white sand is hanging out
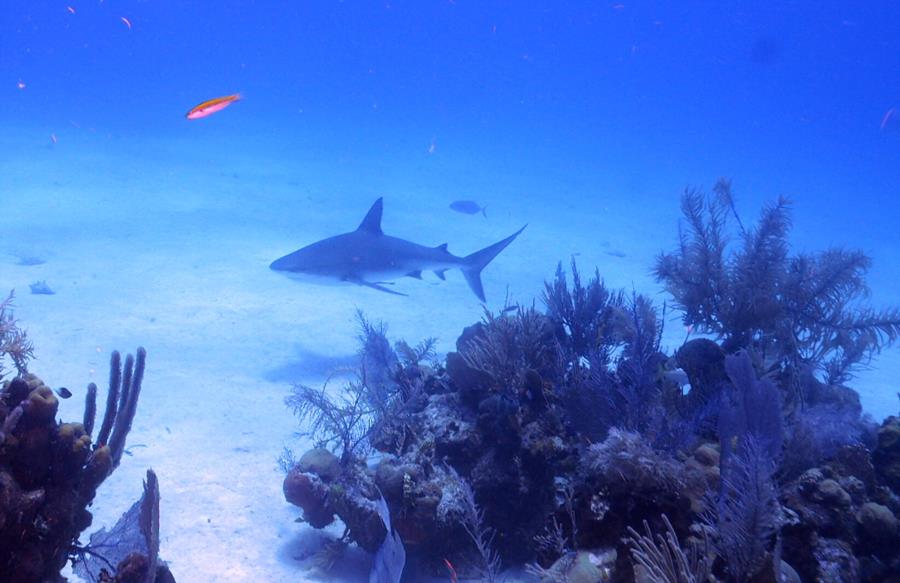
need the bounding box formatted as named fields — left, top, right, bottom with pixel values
left=1, top=129, right=897, bottom=582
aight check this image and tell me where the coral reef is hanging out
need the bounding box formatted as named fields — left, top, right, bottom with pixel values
left=0, top=348, right=150, bottom=582
left=282, top=181, right=900, bottom=582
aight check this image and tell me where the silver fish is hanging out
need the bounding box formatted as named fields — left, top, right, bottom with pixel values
left=450, top=200, right=487, bottom=217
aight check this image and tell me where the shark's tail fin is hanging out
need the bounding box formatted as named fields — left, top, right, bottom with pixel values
left=461, top=225, right=527, bottom=302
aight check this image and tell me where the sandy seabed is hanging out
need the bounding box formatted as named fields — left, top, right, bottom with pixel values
left=2, top=132, right=898, bottom=582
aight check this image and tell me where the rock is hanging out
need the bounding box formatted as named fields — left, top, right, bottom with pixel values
left=813, top=538, right=860, bottom=582
left=543, top=549, right=616, bottom=583
left=815, top=479, right=852, bottom=507
left=840, top=476, right=866, bottom=505
left=283, top=469, right=333, bottom=528
left=801, top=375, right=863, bottom=418
left=799, top=467, right=825, bottom=490
left=856, top=502, right=898, bottom=542
left=296, top=448, right=341, bottom=481
left=874, top=417, right=900, bottom=492
left=675, top=338, right=727, bottom=404
left=692, top=443, right=720, bottom=467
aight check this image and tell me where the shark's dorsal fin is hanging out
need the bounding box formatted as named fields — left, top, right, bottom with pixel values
left=435, top=243, right=448, bottom=252
left=357, top=198, right=384, bottom=235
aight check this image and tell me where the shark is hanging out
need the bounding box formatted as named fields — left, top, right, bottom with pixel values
left=270, top=198, right=525, bottom=302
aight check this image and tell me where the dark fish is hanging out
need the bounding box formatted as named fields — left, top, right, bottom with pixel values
left=15, top=256, right=46, bottom=266
left=604, top=250, right=626, bottom=258
left=55, top=387, right=72, bottom=399
left=450, top=200, right=487, bottom=217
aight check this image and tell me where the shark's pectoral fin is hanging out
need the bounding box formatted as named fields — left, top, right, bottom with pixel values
left=406, top=270, right=423, bottom=279
left=434, top=269, right=448, bottom=280
left=347, top=276, right=408, bottom=296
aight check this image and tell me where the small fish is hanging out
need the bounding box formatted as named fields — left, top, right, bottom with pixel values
left=50, top=133, right=58, bottom=145
left=66, top=6, right=76, bottom=14
left=186, top=94, right=241, bottom=120
left=55, top=387, right=72, bottom=399
left=443, top=558, right=458, bottom=583
left=16, top=80, right=25, bottom=90
left=881, top=107, right=896, bottom=131
left=120, top=16, right=132, bottom=30
left=15, top=256, right=46, bottom=266
left=450, top=200, right=487, bottom=217
left=604, top=249, right=626, bottom=258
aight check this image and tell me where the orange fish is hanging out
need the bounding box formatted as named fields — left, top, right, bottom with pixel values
left=185, top=94, right=241, bottom=120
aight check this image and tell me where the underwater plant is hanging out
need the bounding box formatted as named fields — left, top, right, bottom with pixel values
left=542, top=259, right=626, bottom=368
left=626, top=514, right=712, bottom=583
left=453, top=474, right=503, bottom=583
left=0, top=291, right=33, bottom=380
left=654, top=179, right=900, bottom=387
left=460, top=305, right=556, bottom=396
left=286, top=375, right=375, bottom=463
left=543, top=263, right=671, bottom=441
left=286, top=312, right=427, bottom=463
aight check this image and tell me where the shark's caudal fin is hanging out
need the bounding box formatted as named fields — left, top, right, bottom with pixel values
left=461, top=225, right=527, bottom=302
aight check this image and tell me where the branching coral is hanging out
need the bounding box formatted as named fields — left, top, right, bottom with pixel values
left=460, top=305, right=556, bottom=395
left=654, top=179, right=900, bottom=385
left=286, top=376, right=374, bottom=463
left=0, top=291, right=33, bottom=379
left=543, top=259, right=626, bottom=367
left=454, top=474, right=503, bottom=583
left=286, top=313, right=428, bottom=463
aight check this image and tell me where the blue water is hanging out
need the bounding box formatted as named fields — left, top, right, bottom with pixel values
left=3, top=2, right=900, bottom=580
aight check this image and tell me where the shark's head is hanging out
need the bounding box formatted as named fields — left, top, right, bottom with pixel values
left=269, top=238, right=355, bottom=285
left=270, top=198, right=387, bottom=285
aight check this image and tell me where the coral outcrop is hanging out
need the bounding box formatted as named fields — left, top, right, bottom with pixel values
left=0, top=348, right=150, bottom=582
left=282, top=181, right=900, bottom=582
